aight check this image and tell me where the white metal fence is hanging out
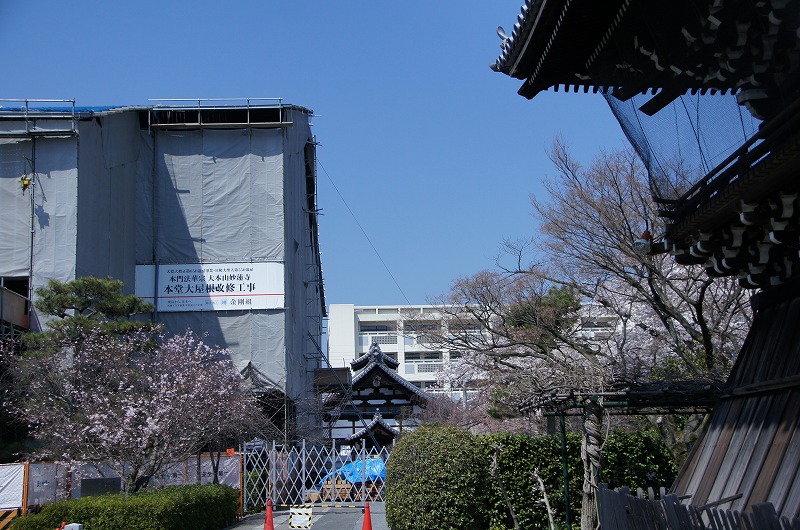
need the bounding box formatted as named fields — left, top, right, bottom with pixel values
left=240, top=440, right=390, bottom=514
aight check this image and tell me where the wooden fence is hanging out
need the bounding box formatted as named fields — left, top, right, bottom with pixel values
left=598, top=485, right=800, bottom=529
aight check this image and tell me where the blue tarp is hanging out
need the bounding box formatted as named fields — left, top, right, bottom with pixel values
left=317, top=458, right=386, bottom=487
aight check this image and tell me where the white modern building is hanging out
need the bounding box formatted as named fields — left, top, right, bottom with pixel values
left=0, top=99, right=325, bottom=433
left=327, top=303, right=619, bottom=400
left=327, top=304, right=473, bottom=400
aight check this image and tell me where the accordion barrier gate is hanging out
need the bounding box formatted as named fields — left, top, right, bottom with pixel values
left=240, top=440, right=390, bottom=514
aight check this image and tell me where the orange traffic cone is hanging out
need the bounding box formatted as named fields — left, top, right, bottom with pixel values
left=263, top=499, right=274, bottom=530
left=362, top=500, right=373, bottom=530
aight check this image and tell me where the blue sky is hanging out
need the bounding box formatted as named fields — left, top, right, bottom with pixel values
left=1, top=1, right=628, bottom=307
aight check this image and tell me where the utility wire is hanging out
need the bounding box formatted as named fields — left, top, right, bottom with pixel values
left=317, top=159, right=412, bottom=305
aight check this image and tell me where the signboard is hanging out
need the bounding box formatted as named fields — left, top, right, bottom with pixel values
left=135, top=262, right=284, bottom=312
left=289, top=506, right=313, bottom=528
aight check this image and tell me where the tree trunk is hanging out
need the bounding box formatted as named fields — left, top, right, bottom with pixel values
left=211, top=451, right=221, bottom=485
left=651, top=413, right=705, bottom=469
left=581, top=399, right=603, bottom=530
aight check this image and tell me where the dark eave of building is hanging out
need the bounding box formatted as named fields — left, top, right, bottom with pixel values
left=346, top=414, right=399, bottom=443
left=494, top=0, right=800, bottom=289
left=493, top=0, right=800, bottom=119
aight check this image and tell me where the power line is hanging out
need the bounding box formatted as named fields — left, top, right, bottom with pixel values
left=317, top=159, right=412, bottom=305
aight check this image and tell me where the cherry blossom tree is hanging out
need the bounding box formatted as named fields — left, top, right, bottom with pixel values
left=0, top=278, right=266, bottom=494
left=527, top=140, right=751, bottom=378
left=2, top=329, right=262, bottom=494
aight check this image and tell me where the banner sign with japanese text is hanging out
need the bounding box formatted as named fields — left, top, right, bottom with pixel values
left=135, top=262, right=284, bottom=312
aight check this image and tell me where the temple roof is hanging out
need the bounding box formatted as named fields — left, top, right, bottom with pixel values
left=346, top=413, right=400, bottom=443
left=492, top=0, right=800, bottom=119
left=493, top=0, right=800, bottom=289
left=323, top=343, right=430, bottom=410
left=351, top=355, right=429, bottom=403
left=240, top=362, right=284, bottom=395
left=351, top=341, right=399, bottom=371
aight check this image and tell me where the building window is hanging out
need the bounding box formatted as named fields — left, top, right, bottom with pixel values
left=405, top=352, right=442, bottom=361
left=360, top=324, right=395, bottom=332
left=404, top=322, right=438, bottom=333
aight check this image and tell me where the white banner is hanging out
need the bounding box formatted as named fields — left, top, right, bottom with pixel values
left=149, top=455, right=241, bottom=489
left=0, top=463, right=25, bottom=509
left=136, top=262, right=284, bottom=312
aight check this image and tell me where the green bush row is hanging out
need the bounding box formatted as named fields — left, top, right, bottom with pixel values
left=481, top=431, right=583, bottom=530
left=385, top=424, right=489, bottom=530
left=385, top=425, right=677, bottom=530
left=10, top=484, right=239, bottom=530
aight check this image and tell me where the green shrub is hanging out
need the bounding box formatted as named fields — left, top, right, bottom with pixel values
left=481, top=432, right=582, bottom=530
left=385, top=424, right=489, bottom=530
left=481, top=429, right=677, bottom=530
left=10, top=484, right=239, bottom=530
left=383, top=426, right=675, bottom=530
left=601, top=428, right=677, bottom=492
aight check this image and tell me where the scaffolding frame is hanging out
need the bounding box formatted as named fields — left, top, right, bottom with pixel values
left=0, top=99, right=77, bottom=137
left=146, top=98, right=296, bottom=131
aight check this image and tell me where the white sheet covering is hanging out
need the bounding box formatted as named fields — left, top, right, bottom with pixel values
left=0, top=463, right=25, bottom=509
left=0, top=139, right=34, bottom=277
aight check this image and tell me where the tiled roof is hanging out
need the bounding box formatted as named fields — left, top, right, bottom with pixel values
left=346, top=414, right=399, bottom=442
left=491, top=0, right=800, bottom=117
left=351, top=341, right=399, bottom=371
left=351, top=359, right=430, bottom=402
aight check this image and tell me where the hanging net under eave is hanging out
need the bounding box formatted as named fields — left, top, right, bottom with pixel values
left=605, top=92, right=762, bottom=203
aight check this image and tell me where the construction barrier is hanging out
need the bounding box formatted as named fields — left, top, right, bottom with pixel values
left=288, top=505, right=313, bottom=529
left=241, top=440, right=390, bottom=513
left=0, top=463, right=27, bottom=529
left=0, top=509, right=22, bottom=530
left=0, top=453, right=242, bottom=523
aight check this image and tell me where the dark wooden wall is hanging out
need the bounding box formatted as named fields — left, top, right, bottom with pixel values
left=674, top=288, right=800, bottom=518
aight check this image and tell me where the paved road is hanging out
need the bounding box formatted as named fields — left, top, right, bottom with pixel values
left=227, top=501, right=389, bottom=530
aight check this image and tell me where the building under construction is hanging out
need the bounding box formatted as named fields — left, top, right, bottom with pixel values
left=0, top=99, right=326, bottom=436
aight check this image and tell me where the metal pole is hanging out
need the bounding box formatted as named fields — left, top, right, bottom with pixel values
left=269, top=441, right=276, bottom=506
left=27, top=144, right=35, bottom=328
left=560, top=413, right=572, bottom=529
left=331, top=437, right=336, bottom=473
left=240, top=442, right=249, bottom=514
left=360, top=446, right=366, bottom=501
left=301, top=439, right=307, bottom=504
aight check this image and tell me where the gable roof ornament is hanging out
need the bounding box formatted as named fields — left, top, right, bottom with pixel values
left=351, top=340, right=400, bottom=371
left=346, top=413, right=400, bottom=443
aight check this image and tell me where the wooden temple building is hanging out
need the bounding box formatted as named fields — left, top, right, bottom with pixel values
left=323, top=342, right=429, bottom=449
left=493, top=0, right=800, bottom=521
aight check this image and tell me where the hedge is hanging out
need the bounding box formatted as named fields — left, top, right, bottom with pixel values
left=386, top=426, right=677, bottom=530
left=481, top=429, right=677, bottom=530
left=385, top=424, right=490, bottom=530
left=601, top=428, right=677, bottom=490
left=10, top=484, right=239, bottom=530
left=481, top=431, right=582, bottom=530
